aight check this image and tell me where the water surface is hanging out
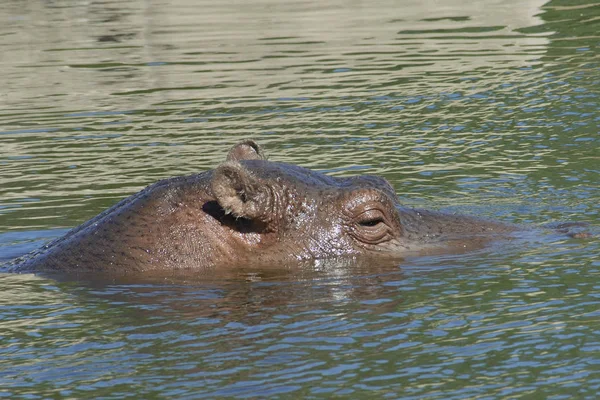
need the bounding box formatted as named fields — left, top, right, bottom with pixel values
left=1, top=0, right=599, bottom=398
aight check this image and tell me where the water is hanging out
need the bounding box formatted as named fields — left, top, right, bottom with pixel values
left=1, top=0, right=599, bottom=398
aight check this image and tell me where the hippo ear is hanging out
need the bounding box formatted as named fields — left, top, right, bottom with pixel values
left=211, top=161, right=273, bottom=222
left=226, top=139, right=265, bottom=161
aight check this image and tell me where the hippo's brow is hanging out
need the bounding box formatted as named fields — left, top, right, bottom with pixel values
left=344, top=175, right=393, bottom=188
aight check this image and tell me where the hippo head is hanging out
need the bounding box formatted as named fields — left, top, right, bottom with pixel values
left=202, top=140, right=406, bottom=267
left=11, top=139, right=515, bottom=274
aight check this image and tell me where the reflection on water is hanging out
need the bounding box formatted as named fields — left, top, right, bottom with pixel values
left=2, top=0, right=549, bottom=106
left=1, top=236, right=598, bottom=397
left=0, top=0, right=598, bottom=398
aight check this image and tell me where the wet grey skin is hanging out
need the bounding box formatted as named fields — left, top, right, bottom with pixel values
left=3, top=140, right=549, bottom=274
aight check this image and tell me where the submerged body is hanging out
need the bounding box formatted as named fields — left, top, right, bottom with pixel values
left=8, top=140, right=522, bottom=274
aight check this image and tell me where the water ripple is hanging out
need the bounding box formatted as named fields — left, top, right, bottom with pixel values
left=1, top=0, right=599, bottom=398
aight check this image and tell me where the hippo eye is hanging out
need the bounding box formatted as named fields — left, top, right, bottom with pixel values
left=356, top=209, right=386, bottom=226
left=359, top=217, right=385, bottom=227
left=354, top=209, right=390, bottom=244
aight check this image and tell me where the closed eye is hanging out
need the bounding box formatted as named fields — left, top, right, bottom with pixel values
left=359, top=218, right=384, bottom=227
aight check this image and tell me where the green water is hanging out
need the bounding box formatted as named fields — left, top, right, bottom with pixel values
left=1, top=0, right=599, bottom=398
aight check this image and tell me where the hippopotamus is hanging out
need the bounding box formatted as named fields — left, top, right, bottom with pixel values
left=4, top=140, right=587, bottom=275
